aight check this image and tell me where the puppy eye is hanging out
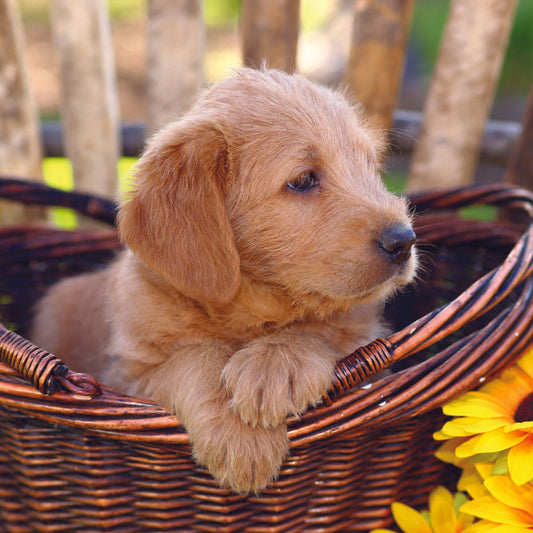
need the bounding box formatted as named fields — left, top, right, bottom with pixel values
left=286, top=171, right=319, bottom=192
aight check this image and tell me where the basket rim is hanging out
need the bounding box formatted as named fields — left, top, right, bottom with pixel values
left=1, top=181, right=533, bottom=448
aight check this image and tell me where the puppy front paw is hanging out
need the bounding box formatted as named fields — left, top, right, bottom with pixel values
left=221, top=335, right=337, bottom=428
left=190, top=409, right=289, bottom=494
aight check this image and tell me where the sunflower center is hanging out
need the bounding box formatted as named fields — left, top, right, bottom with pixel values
left=515, top=391, right=533, bottom=422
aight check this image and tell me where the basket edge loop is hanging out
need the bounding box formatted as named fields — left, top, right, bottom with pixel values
left=408, top=183, right=533, bottom=216
left=0, top=325, right=101, bottom=397
left=323, top=338, right=393, bottom=406
left=55, top=371, right=102, bottom=396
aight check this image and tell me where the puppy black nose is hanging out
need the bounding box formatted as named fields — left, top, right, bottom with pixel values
left=378, top=224, right=416, bottom=264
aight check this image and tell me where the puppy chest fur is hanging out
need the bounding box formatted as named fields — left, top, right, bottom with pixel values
left=30, top=67, right=417, bottom=494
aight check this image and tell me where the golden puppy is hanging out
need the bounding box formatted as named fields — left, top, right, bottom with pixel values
left=31, top=68, right=417, bottom=493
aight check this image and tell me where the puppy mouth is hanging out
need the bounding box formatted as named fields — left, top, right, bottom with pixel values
left=356, top=278, right=404, bottom=303
left=354, top=253, right=418, bottom=303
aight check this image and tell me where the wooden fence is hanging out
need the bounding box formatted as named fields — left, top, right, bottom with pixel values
left=0, top=0, right=531, bottom=225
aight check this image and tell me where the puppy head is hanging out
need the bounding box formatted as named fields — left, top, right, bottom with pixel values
left=212, top=68, right=417, bottom=312
left=119, top=68, right=417, bottom=314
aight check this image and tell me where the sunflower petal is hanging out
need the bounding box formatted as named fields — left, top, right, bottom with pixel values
left=462, top=472, right=490, bottom=500
left=482, top=373, right=531, bottom=413
left=464, top=417, right=511, bottom=434
left=435, top=439, right=461, bottom=463
left=473, top=429, right=527, bottom=455
left=440, top=418, right=474, bottom=437
left=461, top=520, right=501, bottom=532
left=455, top=434, right=484, bottom=457
left=469, top=524, right=533, bottom=533
left=493, top=526, right=533, bottom=533
left=442, top=417, right=510, bottom=437
left=458, top=469, right=484, bottom=496
left=457, top=511, right=475, bottom=530
left=444, top=392, right=510, bottom=418
left=508, top=437, right=533, bottom=486
left=476, top=462, right=497, bottom=480
left=391, top=502, right=432, bottom=533
left=460, top=497, right=533, bottom=527
left=517, top=349, right=533, bottom=378
left=428, top=486, right=456, bottom=533
left=484, top=474, right=533, bottom=513
left=505, top=421, right=533, bottom=432
left=433, top=429, right=452, bottom=441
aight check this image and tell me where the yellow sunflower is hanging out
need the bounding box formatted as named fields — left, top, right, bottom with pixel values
left=434, top=349, right=533, bottom=486
left=462, top=521, right=531, bottom=532
left=434, top=438, right=490, bottom=492
left=459, top=465, right=533, bottom=532
left=370, top=486, right=474, bottom=533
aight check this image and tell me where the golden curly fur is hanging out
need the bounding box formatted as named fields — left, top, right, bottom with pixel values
left=31, top=68, right=417, bottom=493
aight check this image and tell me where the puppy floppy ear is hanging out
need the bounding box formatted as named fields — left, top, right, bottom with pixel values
left=118, top=121, right=240, bottom=305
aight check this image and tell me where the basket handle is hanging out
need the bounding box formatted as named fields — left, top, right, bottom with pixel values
left=0, top=323, right=101, bottom=397
left=0, top=176, right=117, bottom=226
left=407, top=182, right=533, bottom=214
left=324, top=184, right=533, bottom=405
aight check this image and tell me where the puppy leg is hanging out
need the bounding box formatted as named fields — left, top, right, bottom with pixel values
left=221, top=332, right=340, bottom=428
left=131, top=342, right=289, bottom=494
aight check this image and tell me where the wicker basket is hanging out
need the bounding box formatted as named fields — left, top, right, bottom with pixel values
left=1, top=177, right=533, bottom=532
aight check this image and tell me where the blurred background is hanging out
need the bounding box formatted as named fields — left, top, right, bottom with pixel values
left=19, top=0, right=533, bottom=124
left=9, top=0, right=532, bottom=228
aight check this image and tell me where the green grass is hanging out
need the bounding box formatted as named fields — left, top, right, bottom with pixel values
left=383, top=172, right=407, bottom=194
left=459, top=205, right=498, bottom=222
left=18, top=0, right=145, bottom=23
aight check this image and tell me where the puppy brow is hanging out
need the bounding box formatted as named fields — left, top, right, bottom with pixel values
left=305, top=146, right=320, bottom=161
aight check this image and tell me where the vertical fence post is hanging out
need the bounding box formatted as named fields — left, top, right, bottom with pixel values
left=344, top=0, right=414, bottom=134
left=147, top=0, right=205, bottom=134
left=241, top=0, right=300, bottom=73
left=0, top=0, right=44, bottom=224
left=407, top=0, right=517, bottom=191
left=50, top=0, right=120, bottom=201
left=505, top=87, right=533, bottom=190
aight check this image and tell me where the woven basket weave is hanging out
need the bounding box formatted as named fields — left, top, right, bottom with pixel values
left=1, top=176, right=533, bottom=532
